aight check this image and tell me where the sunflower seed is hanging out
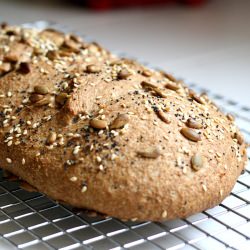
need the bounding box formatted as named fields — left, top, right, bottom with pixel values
left=191, top=153, right=204, bottom=171
left=110, top=114, right=129, bottom=129
left=189, top=90, right=205, bottom=104
left=141, top=69, right=152, bottom=77
left=90, top=118, right=108, bottom=129
left=156, top=110, right=171, bottom=124
left=46, top=50, right=58, bottom=60
left=86, top=64, right=101, bottom=73
left=33, top=96, right=51, bottom=106
left=165, top=81, right=179, bottom=91
left=235, top=132, right=244, bottom=145
left=29, top=93, right=44, bottom=103
left=117, top=69, right=132, bottom=80
left=137, top=147, right=161, bottom=159
left=180, top=127, right=201, bottom=142
left=163, top=72, right=177, bottom=82
left=34, top=85, right=48, bottom=95
left=186, top=118, right=203, bottom=129
left=226, top=114, right=235, bottom=121
left=141, top=81, right=157, bottom=89
left=154, top=88, right=168, bottom=98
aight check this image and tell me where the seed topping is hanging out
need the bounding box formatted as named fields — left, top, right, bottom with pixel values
left=29, top=94, right=44, bottom=103
left=55, top=93, right=70, bottom=106
left=90, top=118, right=108, bottom=129
left=110, top=114, right=129, bottom=129
left=191, top=153, right=204, bottom=171
left=86, top=64, right=101, bottom=73
left=226, top=114, right=235, bottom=121
left=186, top=118, right=203, bottom=129
left=180, top=128, right=201, bottom=142
left=156, top=110, right=171, bottom=124
left=117, top=69, right=132, bottom=80
left=141, top=69, right=152, bottom=77
left=235, top=133, right=244, bottom=145
left=165, top=82, right=179, bottom=91
left=137, top=147, right=161, bottom=159
left=47, top=131, right=57, bottom=145
left=33, top=85, right=49, bottom=95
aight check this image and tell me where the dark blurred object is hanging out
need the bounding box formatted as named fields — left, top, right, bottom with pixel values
left=75, top=0, right=206, bottom=10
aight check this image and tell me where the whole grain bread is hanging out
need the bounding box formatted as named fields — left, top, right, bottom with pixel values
left=0, top=24, right=247, bottom=221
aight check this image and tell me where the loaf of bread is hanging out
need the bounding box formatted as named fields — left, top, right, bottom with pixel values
left=0, top=24, right=247, bottom=221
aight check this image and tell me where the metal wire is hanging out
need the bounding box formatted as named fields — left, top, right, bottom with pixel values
left=0, top=21, right=249, bottom=250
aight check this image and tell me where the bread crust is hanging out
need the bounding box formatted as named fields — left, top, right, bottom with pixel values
left=0, top=24, right=247, bottom=221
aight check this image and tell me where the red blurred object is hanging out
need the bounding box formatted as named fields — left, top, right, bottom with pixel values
left=87, top=0, right=205, bottom=10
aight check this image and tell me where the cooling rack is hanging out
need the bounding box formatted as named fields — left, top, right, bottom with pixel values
left=0, top=21, right=249, bottom=250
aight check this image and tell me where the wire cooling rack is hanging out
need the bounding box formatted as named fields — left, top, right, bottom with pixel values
left=0, top=21, right=249, bottom=250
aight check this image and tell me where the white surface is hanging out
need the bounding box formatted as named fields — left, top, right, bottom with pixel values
left=0, top=0, right=249, bottom=106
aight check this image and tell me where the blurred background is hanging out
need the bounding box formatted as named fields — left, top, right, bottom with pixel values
left=0, top=0, right=249, bottom=106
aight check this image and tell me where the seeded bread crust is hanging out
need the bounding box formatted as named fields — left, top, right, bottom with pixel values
left=0, top=24, right=247, bottom=221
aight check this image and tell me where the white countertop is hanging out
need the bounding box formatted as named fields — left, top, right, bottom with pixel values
left=0, top=0, right=249, bottom=107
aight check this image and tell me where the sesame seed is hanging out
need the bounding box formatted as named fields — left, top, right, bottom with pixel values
left=98, top=109, right=104, bottom=114
left=70, top=176, right=78, bottom=182
left=7, top=91, right=12, bottom=97
left=96, top=156, right=102, bottom=163
left=6, top=158, right=12, bottom=163
left=22, top=158, right=25, bottom=165
left=202, top=184, right=207, bottom=192
left=111, top=154, right=117, bottom=160
left=7, top=141, right=12, bottom=146
left=162, top=210, right=168, bottom=218
left=99, top=165, right=104, bottom=171
left=81, top=185, right=87, bottom=193
left=73, top=146, right=80, bottom=155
